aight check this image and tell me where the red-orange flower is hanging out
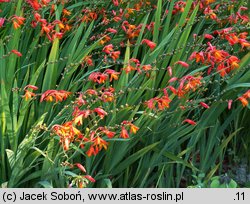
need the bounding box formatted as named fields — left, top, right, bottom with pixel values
left=94, top=107, right=107, bottom=119
left=101, top=91, right=114, bottom=102
left=99, top=127, right=116, bottom=138
left=84, top=175, right=96, bottom=183
left=93, top=136, right=108, bottom=151
left=238, top=90, right=250, bottom=107
left=123, top=64, right=137, bottom=74
left=22, top=90, right=36, bottom=101
left=104, top=69, right=120, bottom=81
left=86, top=134, right=109, bottom=157
left=27, top=0, right=41, bottom=10
left=145, top=89, right=172, bottom=110
left=63, top=8, right=71, bottom=16
left=141, top=39, right=156, bottom=50
left=238, top=97, right=248, bottom=107
left=12, top=15, right=25, bottom=29
left=106, top=28, right=117, bottom=34
left=200, top=102, right=210, bottom=109
left=75, top=163, right=86, bottom=173
left=242, top=90, right=250, bottom=98
left=122, top=21, right=141, bottom=39
left=103, top=44, right=114, bottom=54
left=110, top=51, right=120, bottom=61
left=183, top=119, right=197, bottom=126
left=183, top=76, right=202, bottom=92
left=22, top=84, right=38, bottom=101
left=40, top=90, right=71, bottom=102
left=11, top=49, right=22, bottom=57
left=130, top=124, right=139, bottom=134
left=142, top=64, right=152, bottom=71
left=189, top=51, right=205, bottom=63
left=204, top=34, right=214, bottom=40
left=86, top=145, right=98, bottom=157
left=52, top=122, right=83, bottom=151
left=120, top=126, right=129, bottom=139
left=0, top=18, right=5, bottom=28
left=88, top=72, right=108, bottom=84
left=72, top=107, right=91, bottom=126
left=175, top=61, right=189, bottom=68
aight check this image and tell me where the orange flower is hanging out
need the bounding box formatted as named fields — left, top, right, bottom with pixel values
left=225, top=33, right=239, bottom=45
left=122, top=21, right=141, bottom=39
left=142, top=65, right=152, bottom=71
left=22, top=90, right=36, bottom=101
left=86, top=134, right=109, bottom=157
left=200, top=102, right=210, bottom=109
left=204, top=34, right=214, bottom=40
left=239, top=39, right=250, bottom=49
left=183, top=76, right=202, bottom=92
left=22, top=84, right=38, bottom=101
left=93, top=136, right=108, bottom=151
left=112, top=0, right=120, bottom=6
left=63, top=9, right=71, bottom=16
left=40, top=90, right=71, bottom=102
left=237, top=90, right=250, bottom=107
left=242, top=90, right=250, bottom=98
left=27, top=0, right=41, bottom=10
left=103, top=44, right=114, bottom=54
left=123, top=64, right=137, bottom=74
left=145, top=98, right=156, bottom=110
left=204, top=6, right=217, bottom=21
left=73, top=108, right=91, bottom=126
left=120, top=126, right=129, bottom=139
left=214, top=50, right=227, bottom=62
left=85, top=89, right=98, bottom=96
left=88, top=72, right=108, bottom=84
left=11, top=49, right=22, bottom=57
left=175, top=61, right=189, bottom=68
left=86, top=145, right=98, bottom=157
left=228, top=56, right=240, bottom=69
left=101, top=92, right=114, bottom=102
left=83, top=55, right=94, bottom=66
left=94, top=107, right=107, bottom=119
left=183, top=119, right=197, bottom=126
left=99, top=127, right=116, bottom=138
left=12, top=15, right=25, bottom=29
left=106, top=28, right=117, bottom=34
left=189, top=51, right=205, bottom=63
left=110, top=51, right=120, bottom=61
left=157, top=95, right=172, bottom=110
left=52, top=122, right=83, bottom=151
left=205, top=0, right=215, bottom=4
left=75, top=163, right=86, bottom=173
left=24, top=84, right=38, bottom=91
left=100, top=35, right=111, bottom=45
left=130, top=124, right=139, bottom=134
left=104, top=69, right=120, bottom=81
left=238, top=96, right=248, bottom=107
left=84, top=175, right=96, bottom=183
left=141, top=39, right=156, bottom=50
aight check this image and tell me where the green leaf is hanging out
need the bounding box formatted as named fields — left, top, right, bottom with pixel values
left=111, top=142, right=160, bottom=175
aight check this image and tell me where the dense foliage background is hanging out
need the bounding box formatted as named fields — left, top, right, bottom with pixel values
left=0, top=0, right=249, bottom=188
